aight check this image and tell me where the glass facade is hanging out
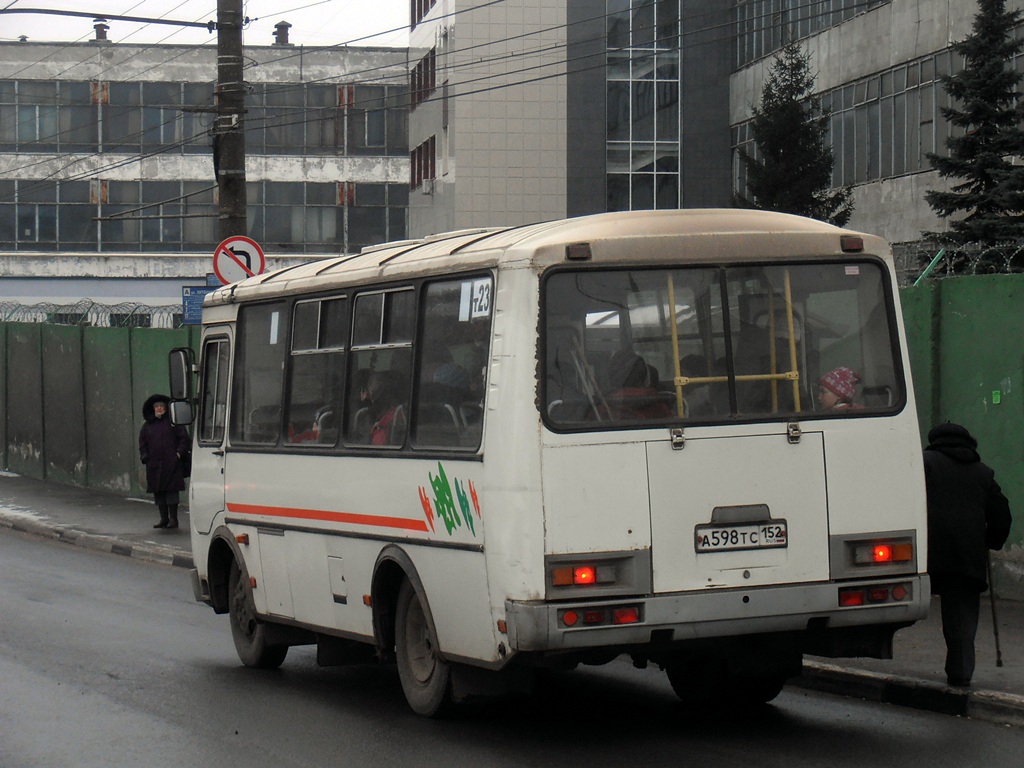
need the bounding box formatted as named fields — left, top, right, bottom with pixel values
left=606, top=0, right=682, bottom=211
left=0, top=79, right=407, bottom=157
left=734, top=47, right=1022, bottom=192
left=0, top=178, right=407, bottom=254
left=0, top=78, right=409, bottom=253
left=734, top=0, right=892, bottom=67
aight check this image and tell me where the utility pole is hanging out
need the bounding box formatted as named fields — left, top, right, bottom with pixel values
left=215, top=0, right=247, bottom=240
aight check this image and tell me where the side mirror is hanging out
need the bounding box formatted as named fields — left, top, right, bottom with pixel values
left=169, top=347, right=194, bottom=400
left=169, top=400, right=194, bottom=426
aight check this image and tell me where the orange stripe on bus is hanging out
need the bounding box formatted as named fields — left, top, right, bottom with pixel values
left=227, top=502, right=430, bottom=532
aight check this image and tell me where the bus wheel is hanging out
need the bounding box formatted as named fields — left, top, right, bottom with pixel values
left=228, top=560, right=288, bottom=669
left=665, top=658, right=729, bottom=710
left=395, top=578, right=452, bottom=717
left=730, top=673, right=786, bottom=706
left=666, top=661, right=785, bottom=710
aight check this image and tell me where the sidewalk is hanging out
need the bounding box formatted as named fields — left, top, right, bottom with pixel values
left=2, top=471, right=1022, bottom=726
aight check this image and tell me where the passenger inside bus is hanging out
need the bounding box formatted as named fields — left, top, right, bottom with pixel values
left=361, top=370, right=408, bottom=446
left=603, top=348, right=672, bottom=420
left=818, top=366, right=864, bottom=411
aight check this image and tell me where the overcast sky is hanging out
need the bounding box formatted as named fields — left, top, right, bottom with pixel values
left=0, top=1, right=410, bottom=48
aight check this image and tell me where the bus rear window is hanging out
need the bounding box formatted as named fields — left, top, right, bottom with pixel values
left=543, top=262, right=902, bottom=428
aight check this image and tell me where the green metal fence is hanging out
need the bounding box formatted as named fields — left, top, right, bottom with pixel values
left=1, top=275, right=1021, bottom=589
left=1, top=322, right=198, bottom=494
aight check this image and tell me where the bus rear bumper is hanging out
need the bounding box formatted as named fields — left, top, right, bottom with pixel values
left=504, top=575, right=930, bottom=655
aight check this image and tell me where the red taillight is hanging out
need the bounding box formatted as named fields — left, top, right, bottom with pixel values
left=574, top=566, right=596, bottom=585
left=839, top=582, right=911, bottom=607
left=612, top=607, right=640, bottom=625
left=852, top=539, right=914, bottom=566
left=560, top=604, right=642, bottom=629
left=839, top=588, right=865, bottom=607
left=552, top=564, right=598, bottom=586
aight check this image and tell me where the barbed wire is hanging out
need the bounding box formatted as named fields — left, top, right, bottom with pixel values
left=893, top=241, right=1024, bottom=287
left=0, top=300, right=183, bottom=328
left=2, top=241, right=1022, bottom=325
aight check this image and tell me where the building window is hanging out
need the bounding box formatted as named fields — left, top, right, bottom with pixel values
left=606, top=1, right=681, bottom=212
left=411, top=48, right=437, bottom=109
left=411, top=136, right=436, bottom=190
left=732, top=50, right=960, bottom=193
left=734, top=0, right=892, bottom=68
left=411, top=0, right=438, bottom=30
left=0, top=80, right=98, bottom=152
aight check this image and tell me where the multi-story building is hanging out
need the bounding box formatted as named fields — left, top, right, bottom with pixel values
left=408, top=0, right=729, bottom=236
left=0, top=23, right=408, bottom=311
left=732, top=0, right=1024, bottom=246
left=409, top=0, right=1023, bottom=251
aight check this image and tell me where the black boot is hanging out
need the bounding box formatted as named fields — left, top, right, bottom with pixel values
left=153, top=503, right=169, bottom=528
left=167, top=504, right=179, bottom=529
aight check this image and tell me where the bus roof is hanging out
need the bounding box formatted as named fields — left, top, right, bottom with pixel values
left=204, top=209, right=888, bottom=306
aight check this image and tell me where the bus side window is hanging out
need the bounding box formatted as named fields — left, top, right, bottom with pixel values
left=199, top=337, right=230, bottom=443
left=231, top=302, right=287, bottom=445
left=413, top=277, right=492, bottom=450
left=346, top=288, right=415, bottom=448
left=285, top=297, right=347, bottom=447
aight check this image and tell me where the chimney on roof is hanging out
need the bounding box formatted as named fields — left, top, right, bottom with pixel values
left=18, top=35, right=28, bottom=43
left=273, top=21, right=293, bottom=46
left=93, top=19, right=111, bottom=44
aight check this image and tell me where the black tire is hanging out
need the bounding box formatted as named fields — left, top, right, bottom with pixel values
left=395, top=578, right=452, bottom=717
left=730, top=673, right=786, bottom=706
left=666, top=659, right=785, bottom=710
left=665, top=658, right=730, bottom=710
left=228, top=560, right=288, bottom=669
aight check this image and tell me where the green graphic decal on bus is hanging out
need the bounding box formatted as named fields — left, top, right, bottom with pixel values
left=418, top=462, right=481, bottom=536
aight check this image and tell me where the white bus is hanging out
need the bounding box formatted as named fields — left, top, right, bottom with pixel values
left=170, top=209, right=929, bottom=716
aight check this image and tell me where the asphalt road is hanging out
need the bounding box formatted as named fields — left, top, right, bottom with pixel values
left=3, top=529, right=1024, bottom=768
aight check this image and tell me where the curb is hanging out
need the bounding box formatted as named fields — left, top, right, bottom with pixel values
left=796, top=660, right=1024, bottom=727
left=0, top=515, right=194, bottom=570
left=3, top=507, right=1023, bottom=728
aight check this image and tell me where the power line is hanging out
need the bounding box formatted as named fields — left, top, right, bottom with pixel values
left=0, top=0, right=903, bottom=200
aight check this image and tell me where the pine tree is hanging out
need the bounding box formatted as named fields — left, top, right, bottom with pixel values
left=925, top=0, right=1024, bottom=246
left=737, top=42, right=852, bottom=226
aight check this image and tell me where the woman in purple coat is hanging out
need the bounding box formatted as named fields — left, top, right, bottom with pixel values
left=139, top=394, right=190, bottom=529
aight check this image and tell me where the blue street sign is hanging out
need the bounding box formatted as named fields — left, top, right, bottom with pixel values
left=182, top=285, right=216, bottom=325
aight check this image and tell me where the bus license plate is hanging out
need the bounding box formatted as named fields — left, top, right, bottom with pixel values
left=694, top=521, right=788, bottom=553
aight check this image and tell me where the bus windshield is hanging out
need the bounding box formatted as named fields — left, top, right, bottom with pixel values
left=543, top=260, right=902, bottom=427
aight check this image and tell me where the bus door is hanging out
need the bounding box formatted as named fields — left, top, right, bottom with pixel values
left=192, top=330, right=232, bottom=535
left=646, top=431, right=829, bottom=593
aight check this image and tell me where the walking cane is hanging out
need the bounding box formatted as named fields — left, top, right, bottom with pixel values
left=987, top=553, right=1004, bottom=667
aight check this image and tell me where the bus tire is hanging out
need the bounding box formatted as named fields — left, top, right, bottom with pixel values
left=665, top=658, right=729, bottom=710
left=228, top=560, right=288, bottom=669
left=395, top=578, right=452, bottom=717
left=666, top=661, right=785, bottom=710
left=730, top=673, right=786, bottom=706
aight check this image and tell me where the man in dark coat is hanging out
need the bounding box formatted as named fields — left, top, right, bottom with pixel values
left=139, top=393, right=190, bottom=529
left=923, top=422, right=1012, bottom=687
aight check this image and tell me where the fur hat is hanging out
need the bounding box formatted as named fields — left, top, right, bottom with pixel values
left=819, top=367, right=860, bottom=402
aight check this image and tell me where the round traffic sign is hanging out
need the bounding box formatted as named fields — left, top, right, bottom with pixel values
left=213, top=236, right=266, bottom=285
